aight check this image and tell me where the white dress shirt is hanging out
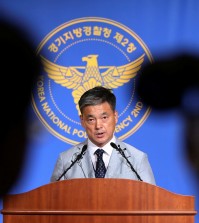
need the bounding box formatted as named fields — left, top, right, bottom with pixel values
left=88, top=136, right=116, bottom=169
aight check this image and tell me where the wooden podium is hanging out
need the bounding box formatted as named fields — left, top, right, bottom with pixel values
left=1, top=179, right=197, bottom=223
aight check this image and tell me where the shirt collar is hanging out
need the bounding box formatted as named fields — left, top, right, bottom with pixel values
left=88, top=135, right=116, bottom=156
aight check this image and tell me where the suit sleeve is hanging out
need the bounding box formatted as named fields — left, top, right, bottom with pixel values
left=138, top=153, right=156, bottom=185
left=50, top=154, right=64, bottom=182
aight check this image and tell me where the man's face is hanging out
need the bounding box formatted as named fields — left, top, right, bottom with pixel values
left=80, top=102, right=118, bottom=147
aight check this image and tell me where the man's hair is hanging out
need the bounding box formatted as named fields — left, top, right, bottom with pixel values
left=78, top=86, right=116, bottom=114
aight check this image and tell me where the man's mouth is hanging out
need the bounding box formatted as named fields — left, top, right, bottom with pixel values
left=95, top=132, right=104, bottom=137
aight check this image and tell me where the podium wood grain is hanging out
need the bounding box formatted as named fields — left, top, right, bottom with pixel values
left=1, top=179, right=197, bottom=223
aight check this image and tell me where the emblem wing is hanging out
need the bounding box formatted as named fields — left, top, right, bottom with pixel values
left=101, top=54, right=145, bottom=88
left=41, top=56, right=84, bottom=89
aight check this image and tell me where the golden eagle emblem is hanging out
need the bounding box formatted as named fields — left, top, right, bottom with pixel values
left=41, top=54, right=145, bottom=114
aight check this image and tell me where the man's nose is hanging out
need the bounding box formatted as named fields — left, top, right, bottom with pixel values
left=95, top=119, right=102, bottom=129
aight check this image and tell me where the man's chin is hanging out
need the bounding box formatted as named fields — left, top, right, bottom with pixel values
left=94, top=138, right=109, bottom=147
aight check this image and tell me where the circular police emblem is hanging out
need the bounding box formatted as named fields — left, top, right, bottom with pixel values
left=32, top=17, right=153, bottom=145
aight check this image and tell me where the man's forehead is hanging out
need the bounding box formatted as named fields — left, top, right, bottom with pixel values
left=85, top=111, right=109, bottom=117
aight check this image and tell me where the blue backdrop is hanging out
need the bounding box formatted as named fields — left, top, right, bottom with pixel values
left=0, top=0, right=199, bottom=222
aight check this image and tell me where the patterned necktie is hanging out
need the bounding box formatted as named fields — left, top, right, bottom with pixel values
left=95, top=149, right=106, bottom=178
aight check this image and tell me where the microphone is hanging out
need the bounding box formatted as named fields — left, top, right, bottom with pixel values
left=110, top=142, right=143, bottom=181
left=56, top=144, right=87, bottom=181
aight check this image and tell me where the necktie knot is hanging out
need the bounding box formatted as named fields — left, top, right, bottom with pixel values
left=95, top=149, right=106, bottom=178
left=95, top=148, right=104, bottom=157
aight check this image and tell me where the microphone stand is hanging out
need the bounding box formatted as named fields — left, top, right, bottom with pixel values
left=110, top=142, right=143, bottom=181
left=56, top=144, right=87, bottom=181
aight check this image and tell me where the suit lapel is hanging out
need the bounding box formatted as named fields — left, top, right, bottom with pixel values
left=80, top=146, right=95, bottom=178
left=106, top=145, right=123, bottom=178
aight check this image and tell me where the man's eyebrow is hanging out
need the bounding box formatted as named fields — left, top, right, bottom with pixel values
left=86, top=114, right=95, bottom=118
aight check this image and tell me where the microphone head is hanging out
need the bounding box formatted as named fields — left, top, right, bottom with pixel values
left=110, top=142, right=118, bottom=149
left=81, top=144, right=87, bottom=153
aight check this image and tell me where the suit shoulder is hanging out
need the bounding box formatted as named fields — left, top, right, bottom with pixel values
left=59, top=141, right=87, bottom=158
left=118, top=140, right=147, bottom=157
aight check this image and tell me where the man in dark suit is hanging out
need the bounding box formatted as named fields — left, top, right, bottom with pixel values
left=136, top=53, right=199, bottom=183
left=0, top=19, right=41, bottom=198
left=51, top=86, right=156, bottom=184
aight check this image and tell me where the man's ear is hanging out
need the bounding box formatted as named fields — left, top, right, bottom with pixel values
left=114, top=110, right=118, bottom=124
left=80, top=115, right=85, bottom=128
